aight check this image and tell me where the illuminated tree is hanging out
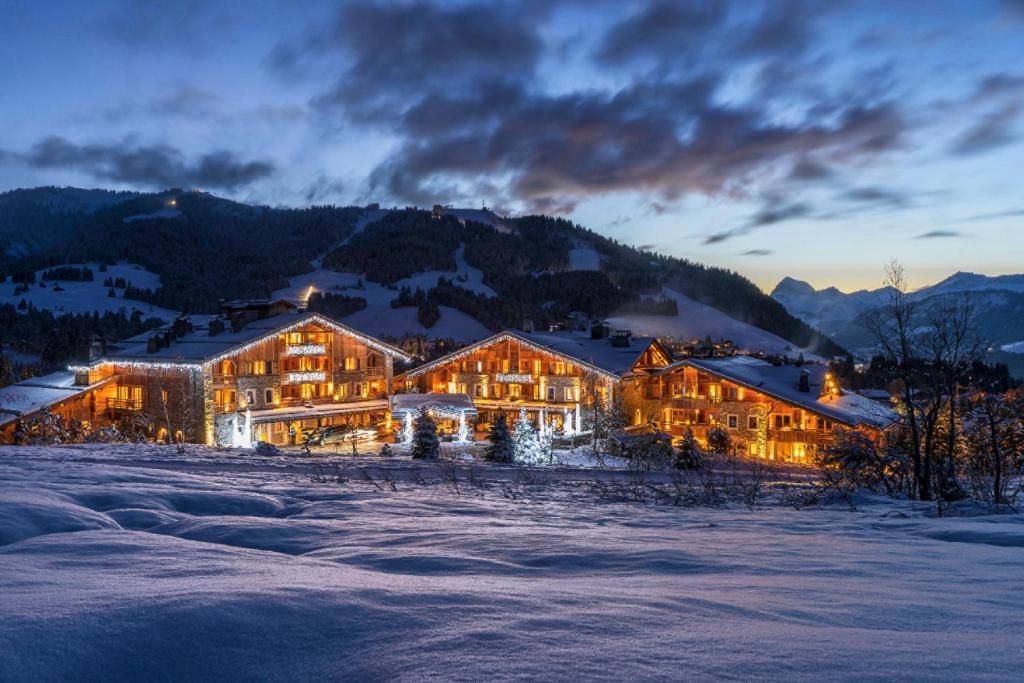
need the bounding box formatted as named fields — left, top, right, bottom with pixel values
left=411, top=411, right=440, bottom=460
left=484, top=412, right=514, bottom=463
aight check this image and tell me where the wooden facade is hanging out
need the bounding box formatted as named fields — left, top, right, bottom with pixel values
left=621, top=360, right=888, bottom=464
left=399, top=331, right=671, bottom=436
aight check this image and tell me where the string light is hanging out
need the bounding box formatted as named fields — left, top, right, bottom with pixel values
left=403, top=331, right=620, bottom=381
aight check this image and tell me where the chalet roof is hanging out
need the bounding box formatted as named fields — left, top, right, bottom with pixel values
left=665, top=356, right=897, bottom=430
left=403, top=330, right=662, bottom=381
left=95, top=311, right=410, bottom=367
left=0, top=372, right=114, bottom=428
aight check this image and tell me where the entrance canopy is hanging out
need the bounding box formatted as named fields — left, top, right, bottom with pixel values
left=390, top=393, right=477, bottom=419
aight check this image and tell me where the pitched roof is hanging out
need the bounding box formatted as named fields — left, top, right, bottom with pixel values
left=667, top=356, right=897, bottom=429
left=0, top=372, right=114, bottom=427
left=97, top=311, right=411, bottom=366
left=403, top=329, right=662, bottom=381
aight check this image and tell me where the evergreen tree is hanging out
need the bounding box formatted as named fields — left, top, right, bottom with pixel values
left=706, top=427, right=731, bottom=454
left=483, top=412, right=514, bottom=463
left=411, top=411, right=440, bottom=460
left=674, top=428, right=702, bottom=470
left=0, top=352, right=16, bottom=388
left=512, top=409, right=545, bottom=464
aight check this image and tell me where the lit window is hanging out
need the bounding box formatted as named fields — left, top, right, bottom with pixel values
left=345, top=357, right=357, bottom=370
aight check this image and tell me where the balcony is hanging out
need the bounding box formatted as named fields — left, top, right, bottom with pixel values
left=770, top=429, right=825, bottom=444
left=662, top=397, right=710, bottom=410
left=107, top=397, right=143, bottom=411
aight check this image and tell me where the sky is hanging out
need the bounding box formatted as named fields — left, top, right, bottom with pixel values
left=1, top=0, right=1022, bottom=293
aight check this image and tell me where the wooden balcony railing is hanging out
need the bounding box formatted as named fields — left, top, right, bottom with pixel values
left=107, top=397, right=143, bottom=411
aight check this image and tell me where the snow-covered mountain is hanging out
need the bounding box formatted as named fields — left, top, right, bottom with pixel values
left=772, top=272, right=1024, bottom=373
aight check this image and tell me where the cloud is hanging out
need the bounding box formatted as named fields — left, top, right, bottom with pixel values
left=704, top=196, right=812, bottom=244
left=788, top=158, right=833, bottom=181
left=743, top=249, right=773, bottom=256
left=963, top=207, right=1024, bottom=221
left=275, top=0, right=543, bottom=125
left=596, top=1, right=727, bottom=65
left=950, top=102, right=1021, bottom=156
left=10, top=136, right=274, bottom=190
left=916, top=230, right=962, bottom=239
left=841, top=186, right=907, bottom=207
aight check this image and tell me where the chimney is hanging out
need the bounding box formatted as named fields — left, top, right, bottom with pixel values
left=208, top=318, right=225, bottom=336
left=89, top=335, right=106, bottom=362
left=798, top=369, right=810, bottom=392
left=590, top=321, right=609, bottom=339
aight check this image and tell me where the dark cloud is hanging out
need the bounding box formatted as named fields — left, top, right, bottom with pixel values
left=841, top=186, right=906, bottom=207
left=743, top=249, right=773, bottom=256
left=370, top=77, right=906, bottom=212
left=270, top=0, right=907, bottom=212
left=950, top=103, right=1021, bottom=156
left=276, top=1, right=542, bottom=124
left=704, top=197, right=812, bottom=244
left=11, top=136, right=273, bottom=190
left=916, top=230, right=962, bottom=239
left=788, top=158, right=833, bottom=181
left=596, top=1, right=727, bottom=64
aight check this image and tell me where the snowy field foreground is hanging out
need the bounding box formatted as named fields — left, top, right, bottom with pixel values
left=2, top=446, right=1023, bottom=681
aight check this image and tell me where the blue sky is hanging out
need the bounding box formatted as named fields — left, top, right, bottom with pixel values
left=1, top=0, right=1022, bottom=292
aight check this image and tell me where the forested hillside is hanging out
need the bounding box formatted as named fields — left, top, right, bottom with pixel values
left=0, top=188, right=844, bottom=359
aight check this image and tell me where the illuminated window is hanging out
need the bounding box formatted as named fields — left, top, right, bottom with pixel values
left=509, top=384, right=521, bottom=398
left=563, top=387, right=574, bottom=401
left=252, top=360, right=266, bottom=375
left=749, top=442, right=758, bottom=455
left=501, top=359, right=510, bottom=373
left=708, top=384, right=721, bottom=402
left=345, top=357, right=357, bottom=371
left=221, top=360, right=235, bottom=376
left=301, top=384, right=315, bottom=399
left=288, top=332, right=303, bottom=344
left=533, top=360, right=542, bottom=375
left=554, top=361, right=565, bottom=375
left=476, top=361, right=483, bottom=373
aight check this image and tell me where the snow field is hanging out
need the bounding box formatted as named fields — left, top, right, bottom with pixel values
left=1, top=444, right=1023, bottom=680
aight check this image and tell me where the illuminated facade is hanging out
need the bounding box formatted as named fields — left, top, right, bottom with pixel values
left=398, top=329, right=672, bottom=437
left=620, top=356, right=895, bottom=463
left=0, top=300, right=411, bottom=446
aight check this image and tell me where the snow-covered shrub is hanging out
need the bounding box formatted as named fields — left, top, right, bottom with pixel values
left=378, top=443, right=394, bottom=458
left=411, top=411, right=440, bottom=460
left=15, top=410, right=71, bottom=445
left=118, top=412, right=153, bottom=443
left=818, top=430, right=910, bottom=497
left=253, top=441, right=281, bottom=456
left=621, top=433, right=674, bottom=470
left=483, top=413, right=514, bottom=463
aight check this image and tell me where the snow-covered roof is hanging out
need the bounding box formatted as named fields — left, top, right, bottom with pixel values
left=0, top=372, right=113, bottom=427
left=668, top=356, right=897, bottom=429
left=403, top=330, right=662, bottom=381
left=391, top=393, right=477, bottom=416
left=100, top=311, right=411, bottom=366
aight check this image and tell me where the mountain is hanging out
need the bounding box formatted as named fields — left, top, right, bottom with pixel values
left=0, top=187, right=845, bottom=364
left=772, top=273, right=1024, bottom=375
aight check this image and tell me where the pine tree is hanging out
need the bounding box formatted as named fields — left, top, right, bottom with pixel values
left=411, top=411, right=440, bottom=460
left=674, top=428, right=702, bottom=470
left=484, top=412, right=514, bottom=463
left=0, top=352, right=16, bottom=388
left=706, top=427, right=731, bottom=454
left=512, top=409, right=545, bottom=465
